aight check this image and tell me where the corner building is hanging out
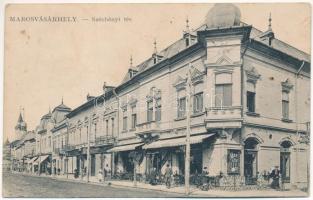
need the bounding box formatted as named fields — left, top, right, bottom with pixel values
left=108, top=4, right=310, bottom=189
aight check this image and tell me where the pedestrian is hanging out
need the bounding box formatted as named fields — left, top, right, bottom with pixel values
left=74, top=168, right=79, bottom=179
left=164, top=164, right=173, bottom=189
left=98, top=169, right=103, bottom=182
left=150, top=167, right=157, bottom=185
left=102, top=166, right=107, bottom=182
left=201, top=167, right=209, bottom=191
left=270, top=166, right=280, bottom=189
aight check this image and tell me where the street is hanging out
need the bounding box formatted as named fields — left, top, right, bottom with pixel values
left=2, top=172, right=184, bottom=198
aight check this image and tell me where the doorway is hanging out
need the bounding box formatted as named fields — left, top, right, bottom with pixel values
left=280, top=141, right=292, bottom=183
left=244, top=138, right=259, bottom=185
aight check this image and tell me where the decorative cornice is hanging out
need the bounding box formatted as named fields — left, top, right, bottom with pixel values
left=190, top=67, right=205, bottom=85
left=281, top=79, right=293, bottom=92
left=213, top=66, right=234, bottom=74
left=128, top=97, right=138, bottom=107
left=173, top=75, right=187, bottom=91
left=245, top=67, right=261, bottom=83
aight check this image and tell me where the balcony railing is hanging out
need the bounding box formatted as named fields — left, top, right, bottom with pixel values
left=61, top=145, right=76, bottom=152
left=95, top=135, right=116, bottom=146
left=136, top=120, right=161, bottom=135
left=54, top=148, right=60, bottom=154
left=205, top=106, right=243, bottom=129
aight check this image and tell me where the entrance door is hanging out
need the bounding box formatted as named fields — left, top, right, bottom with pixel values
left=244, top=150, right=257, bottom=185
left=76, top=156, right=80, bottom=173
left=244, top=138, right=259, bottom=185
left=280, top=141, right=292, bottom=183
left=280, top=152, right=290, bottom=183
left=190, top=147, right=202, bottom=174
left=91, top=155, right=96, bottom=176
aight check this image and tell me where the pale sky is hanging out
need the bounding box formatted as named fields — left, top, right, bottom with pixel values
left=4, top=3, right=311, bottom=141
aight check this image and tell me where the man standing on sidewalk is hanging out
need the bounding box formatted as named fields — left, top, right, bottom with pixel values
left=164, top=164, right=173, bottom=189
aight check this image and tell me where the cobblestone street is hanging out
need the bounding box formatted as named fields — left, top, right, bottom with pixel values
left=2, top=172, right=184, bottom=198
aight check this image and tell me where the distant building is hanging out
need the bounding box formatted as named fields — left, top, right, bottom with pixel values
left=3, top=139, right=11, bottom=172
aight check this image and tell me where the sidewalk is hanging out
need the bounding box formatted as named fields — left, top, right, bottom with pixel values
left=14, top=171, right=308, bottom=197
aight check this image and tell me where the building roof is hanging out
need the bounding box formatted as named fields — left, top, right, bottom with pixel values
left=119, top=10, right=310, bottom=88
left=52, top=103, right=71, bottom=113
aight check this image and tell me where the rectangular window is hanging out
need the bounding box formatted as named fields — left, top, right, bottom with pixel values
left=177, top=97, right=186, bottom=118
left=185, top=37, right=190, bottom=47
left=111, top=118, right=114, bottom=135
left=123, top=116, right=127, bottom=131
left=155, top=98, right=162, bottom=122
left=48, top=136, right=51, bottom=147
left=131, top=106, right=137, bottom=129
left=247, top=91, right=256, bottom=112
left=282, top=91, right=289, bottom=119
left=147, top=101, right=153, bottom=122
left=215, top=84, right=232, bottom=107
left=227, top=149, right=241, bottom=174
left=131, top=114, right=137, bottom=129
left=193, top=92, right=203, bottom=114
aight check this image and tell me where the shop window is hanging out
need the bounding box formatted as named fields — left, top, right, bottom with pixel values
left=155, top=98, right=161, bottom=122
left=227, top=149, right=241, bottom=174
left=282, top=91, right=289, bottom=119
left=193, top=92, right=203, bottom=114
left=147, top=101, right=153, bottom=122
left=177, top=97, right=186, bottom=118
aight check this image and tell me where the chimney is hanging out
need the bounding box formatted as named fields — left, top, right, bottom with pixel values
left=86, top=93, right=95, bottom=101
left=103, top=81, right=107, bottom=94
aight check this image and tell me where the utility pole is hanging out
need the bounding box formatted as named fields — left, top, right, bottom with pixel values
left=86, top=114, right=92, bottom=182
left=185, top=64, right=192, bottom=195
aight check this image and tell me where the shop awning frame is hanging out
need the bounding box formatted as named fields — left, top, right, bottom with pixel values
left=27, top=156, right=38, bottom=164
left=108, top=143, right=143, bottom=152
left=38, top=155, right=49, bottom=164
left=143, top=134, right=215, bottom=150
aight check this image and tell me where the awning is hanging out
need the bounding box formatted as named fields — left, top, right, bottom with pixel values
left=27, top=157, right=38, bottom=164
left=108, top=143, right=143, bottom=152
left=143, top=134, right=215, bottom=150
left=38, top=155, right=49, bottom=164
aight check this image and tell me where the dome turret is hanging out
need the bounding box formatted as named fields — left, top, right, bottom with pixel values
left=205, top=4, right=241, bottom=28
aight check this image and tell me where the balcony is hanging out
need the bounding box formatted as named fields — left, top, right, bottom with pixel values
left=205, top=106, right=243, bottom=129
left=94, top=136, right=116, bottom=146
left=62, top=145, right=76, bottom=152
left=136, top=120, right=161, bottom=138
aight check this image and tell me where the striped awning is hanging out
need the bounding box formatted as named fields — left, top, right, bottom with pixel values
left=108, top=143, right=143, bottom=152
left=143, top=134, right=215, bottom=150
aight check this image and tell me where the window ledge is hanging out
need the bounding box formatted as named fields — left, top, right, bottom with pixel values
left=175, top=116, right=186, bottom=121
left=281, top=118, right=293, bottom=123
left=121, top=130, right=128, bottom=133
left=191, top=112, right=205, bottom=118
left=129, top=128, right=136, bottom=132
left=246, top=112, right=260, bottom=117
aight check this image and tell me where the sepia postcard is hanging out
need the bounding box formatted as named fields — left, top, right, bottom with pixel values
left=1, top=2, right=311, bottom=198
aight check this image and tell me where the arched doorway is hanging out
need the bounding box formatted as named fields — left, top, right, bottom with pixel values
left=244, top=138, right=259, bottom=185
left=280, top=140, right=292, bottom=183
